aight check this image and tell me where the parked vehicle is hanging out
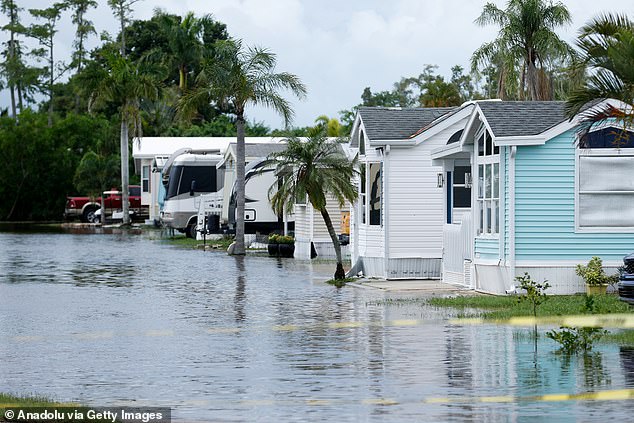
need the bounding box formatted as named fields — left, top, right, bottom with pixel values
left=160, top=149, right=224, bottom=238
left=64, top=186, right=145, bottom=223
left=618, top=254, right=634, bottom=305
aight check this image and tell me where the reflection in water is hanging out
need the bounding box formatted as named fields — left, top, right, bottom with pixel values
left=582, top=352, right=611, bottom=387
left=620, top=346, right=634, bottom=387
left=233, top=256, right=246, bottom=323
left=1, top=231, right=634, bottom=422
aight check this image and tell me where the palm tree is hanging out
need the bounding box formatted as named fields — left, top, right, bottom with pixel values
left=565, top=13, right=634, bottom=136
left=265, top=135, right=358, bottom=280
left=179, top=39, right=306, bottom=255
left=89, top=52, right=163, bottom=224
left=152, top=10, right=214, bottom=94
left=314, top=115, right=342, bottom=136
left=472, top=0, right=573, bottom=100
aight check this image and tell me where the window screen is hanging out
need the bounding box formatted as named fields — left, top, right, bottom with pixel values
left=578, top=155, right=634, bottom=228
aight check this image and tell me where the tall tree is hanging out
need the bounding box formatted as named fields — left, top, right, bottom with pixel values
left=265, top=135, right=358, bottom=280
left=29, top=3, right=65, bottom=127
left=180, top=39, right=306, bottom=254
left=0, top=0, right=22, bottom=118
left=89, top=53, right=163, bottom=225
left=106, top=0, right=139, bottom=224
left=63, top=0, right=97, bottom=113
left=64, top=0, right=97, bottom=75
left=565, top=14, right=634, bottom=137
left=107, top=0, right=140, bottom=57
left=472, top=0, right=573, bottom=100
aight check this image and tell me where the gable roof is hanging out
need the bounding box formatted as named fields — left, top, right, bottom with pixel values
left=358, top=106, right=456, bottom=140
left=476, top=101, right=567, bottom=138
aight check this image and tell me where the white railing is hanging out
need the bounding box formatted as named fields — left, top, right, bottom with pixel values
left=443, top=213, right=473, bottom=275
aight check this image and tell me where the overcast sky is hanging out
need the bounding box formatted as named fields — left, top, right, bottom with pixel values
left=3, top=0, right=634, bottom=128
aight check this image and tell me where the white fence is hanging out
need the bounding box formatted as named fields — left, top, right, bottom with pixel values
left=442, top=213, right=473, bottom=287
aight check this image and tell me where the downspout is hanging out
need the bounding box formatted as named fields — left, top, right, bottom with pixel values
left=510, top=146, right=517, bottom=282
left=383, top=144, right=390, bottom=279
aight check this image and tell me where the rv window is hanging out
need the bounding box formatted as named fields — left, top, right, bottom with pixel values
left=166, top=166, right=183, bottom=199
left=129, top=186, right=141, bottom=197
left=179, top=166, right=216, bottom=195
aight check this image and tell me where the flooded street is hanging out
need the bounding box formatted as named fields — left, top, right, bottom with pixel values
left=1, top=228, right=634, bottom=422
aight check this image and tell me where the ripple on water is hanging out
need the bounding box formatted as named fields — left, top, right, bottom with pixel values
left=1, top=231, right=634, bottom=422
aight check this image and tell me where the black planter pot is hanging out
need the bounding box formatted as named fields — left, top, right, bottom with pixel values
left=278, top=243, right=295, bottom=258
left=267, top=243, right=279, bottom=256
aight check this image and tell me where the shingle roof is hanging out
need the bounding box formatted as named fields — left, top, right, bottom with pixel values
left=476, top=101, right=567, bottom=137
left=228, top=142, right=288, bottom=158
left=358, top=106, right=456, bottom=140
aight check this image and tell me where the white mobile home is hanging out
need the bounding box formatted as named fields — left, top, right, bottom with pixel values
left=348, top=106, right=466, bottom=279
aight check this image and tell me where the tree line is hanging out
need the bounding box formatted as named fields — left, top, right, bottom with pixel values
left=1, top=0, right=633, bottom=224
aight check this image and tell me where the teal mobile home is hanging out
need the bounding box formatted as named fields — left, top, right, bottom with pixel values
left=432, top=99, right=634, bottom=294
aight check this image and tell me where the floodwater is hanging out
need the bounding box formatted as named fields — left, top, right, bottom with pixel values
left=1, top=227, right=634, bottom=422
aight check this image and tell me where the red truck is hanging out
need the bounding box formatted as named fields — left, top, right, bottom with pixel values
left=64, top=186, right=146, bottom=223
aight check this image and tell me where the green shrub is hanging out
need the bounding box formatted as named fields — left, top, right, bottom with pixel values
left=576, top=256, right=617, bottom=286
left=268, top=234, right=279, bottom=244
left=547, top=326, right=608, bottom=354
left=277, top=235, right=294, bottom=244
left=515, top=272, right=551, bottom=317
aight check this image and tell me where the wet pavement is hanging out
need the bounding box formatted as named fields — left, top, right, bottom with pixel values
left=1, top=228, right=634, bottom=422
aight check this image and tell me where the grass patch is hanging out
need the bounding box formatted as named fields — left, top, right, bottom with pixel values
left=428, top=294, right=633, bottom=320
left=366, top=298, right=429, bottom=307
left=602, top=330, right=634, bottom=345
left=0, top=393, right=78, bottom=407
left=162, top=235, right=234, bottom=250
left=326, top=277, right=356, bottom=288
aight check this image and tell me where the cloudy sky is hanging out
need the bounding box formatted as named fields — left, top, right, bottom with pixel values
left=3, top=0, right=634, bottom=128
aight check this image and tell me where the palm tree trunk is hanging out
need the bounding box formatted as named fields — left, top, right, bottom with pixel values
left=233, top=114, right=246, bottom=255
left=48, top=32, right=54, bottom=127
left=179, top=66, right=186, bottom=93
left=319, top=208, right=345, bottom=280
left=526, top=51, right=539, bottom=101
left=120, top=118, right=130, bottom=225
left=8, top=38, right=16, bottom=119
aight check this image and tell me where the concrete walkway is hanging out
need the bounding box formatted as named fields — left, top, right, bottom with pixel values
left=348, top=279, right=477, bottom=295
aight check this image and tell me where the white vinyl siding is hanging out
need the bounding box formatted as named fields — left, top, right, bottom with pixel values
left=386, top=124, right=455, bottom=259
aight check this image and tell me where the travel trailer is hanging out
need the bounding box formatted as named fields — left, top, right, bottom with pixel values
left=225, top=157, right=294, bottom=235
left=160, top=149, right=224, bottom=238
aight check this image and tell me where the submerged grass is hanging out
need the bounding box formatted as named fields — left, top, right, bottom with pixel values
left=0, top=392, right=78, bottom=407
left=428, top=294, right=633, bottom=320
left=430, top=294, right=634, bottom=345
left=326, top=277, right=356, bottom=288
left=162, top=236, right=234, bottom=250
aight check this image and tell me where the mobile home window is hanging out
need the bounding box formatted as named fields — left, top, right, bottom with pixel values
left=142, top=165, right=150, bottom=193
left=360, top=165, right=366, bottom=224
left=577, top=153, right=634, bottom=230
left=476, top=129, right=499, bottom=235
left=369, top=162, right=382, bottom=226
left=359, top=130, right=366, bottom=155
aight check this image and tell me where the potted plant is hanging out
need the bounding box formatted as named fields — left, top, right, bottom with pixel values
left=576, top=256, right=617, bottom=295
left=277, top=235, right=295, bottom=258
left=267, top=234, right=280, bottom=256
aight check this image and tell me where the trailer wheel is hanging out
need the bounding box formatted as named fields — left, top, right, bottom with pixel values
left=186, top=221, right=197, bottom=239
left=82, top=205, right=99, bottom=223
